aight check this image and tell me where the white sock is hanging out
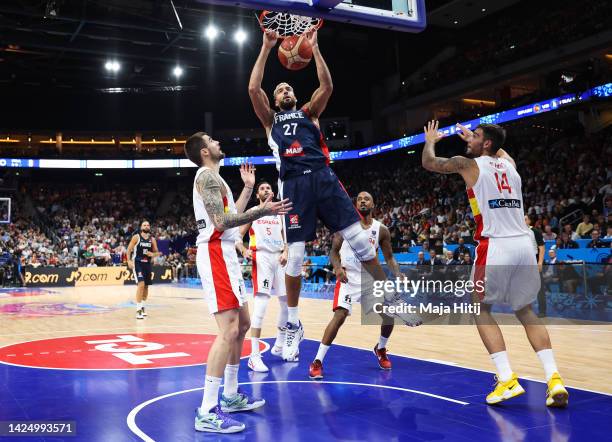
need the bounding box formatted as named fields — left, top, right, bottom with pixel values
left=536, top=349, right=558, bottom=381
left=137, top=302, right=143, bottom=310
left=490, top=351, right=513, bottom=382
left=287, top=306, right=299, bottom=326
left=223, top=364, right=239, bottom=398
left=277, top=296, right=288, bottom=327
left=378, top=336, right=389, bottom=349
left=142, top=300, right=146, bottom=307
left=315, top=343, right=330, bottom=362
left=200, top=375, right=221, bottom=413
left=251, top=337, right=260, bottom=356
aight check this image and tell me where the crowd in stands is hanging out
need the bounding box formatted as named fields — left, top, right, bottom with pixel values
left=400, top=0, right=609, bottom=99
left=3, top=125, right=610, bottom=285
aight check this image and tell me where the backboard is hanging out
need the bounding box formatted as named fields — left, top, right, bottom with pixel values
left=197, top=0, right=426, bottom=33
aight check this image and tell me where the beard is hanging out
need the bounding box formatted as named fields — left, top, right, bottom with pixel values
left=211, top=150, right=226, bottom=161
left=358, top=207, right=372, bottom=217
left=279, top=97, right=296, bottom=111
left=142, top=228, right=150, bottom=233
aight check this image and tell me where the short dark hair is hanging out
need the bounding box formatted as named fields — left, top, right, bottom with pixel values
left=257, top=181, right=271, bottom=191
left=476, top=124, right=506, bottom=153
left=184, top=132, right=208, bottom=167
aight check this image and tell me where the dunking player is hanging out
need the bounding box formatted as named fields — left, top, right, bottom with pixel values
left=236, top=181, right=289, bottom=372
left=422, top=121, right=568, bottom=407
left=127, top=220, right=160, bottom=319
left=250, top=30, right=416, bottom=362
left=184, top=132, right=291, bottom=433
left=309, top=192, right=403, bottom=379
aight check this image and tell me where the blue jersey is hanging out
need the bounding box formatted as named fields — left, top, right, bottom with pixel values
left=132, top=233, right=153, bottom=263
left=269, top=107, right=330, bottom=180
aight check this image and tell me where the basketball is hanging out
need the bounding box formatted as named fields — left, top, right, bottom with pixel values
left=278, top=35, right=313, bottom=71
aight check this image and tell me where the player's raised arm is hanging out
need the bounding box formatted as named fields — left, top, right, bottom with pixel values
left=235, top=163, right=256, bottom=214
left=196, top=169, right=292, bottom=231
left=422, top=120, right=478, bottom=185
left=496, top=147, right=517, bottom=170
left=248, top=30, right=277, bottom=132
left=303, top=30, right=332, bottom=120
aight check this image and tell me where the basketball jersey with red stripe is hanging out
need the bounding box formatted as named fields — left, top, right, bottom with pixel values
left=340, top=220, right=381, bottom=274
left=248, top=213, right=284, bottom=253
left=193, top=166, right=240, bottom=244
left=467, top=156, right=529, bottom=240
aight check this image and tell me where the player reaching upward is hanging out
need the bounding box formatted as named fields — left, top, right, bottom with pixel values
left=127, top=220, right=160, bottom=319
left=249, top=29, right=417, bottom=362
left=236, top=181, right=289, bottom=372
left=421, top=120, right=568, bottom=407
left=309, top=192, right=402, bottom=379
left=184, top=132, right=291, bottom=433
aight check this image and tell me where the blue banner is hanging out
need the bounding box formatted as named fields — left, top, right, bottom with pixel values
left=1, top=83, right=610, bottom=169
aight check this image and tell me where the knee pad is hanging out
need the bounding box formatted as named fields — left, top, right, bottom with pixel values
left=286, top=242, right=306, bottom=277
left=340, top=222, right=377, bottom=262
left=251, top=294, right=270, bottom=329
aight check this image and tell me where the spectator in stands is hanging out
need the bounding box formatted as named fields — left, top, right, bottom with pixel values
left=562, top=224, right=580, bottom=242
left=428, top=249, right=442, bottom=266
left=575, top=215, right=594, bottom=238
left=415, top=251, right=426, bottom=265
left=461, top=253, right=472, bottom=266
left=587, top=229, right=608, bottom=249
left=543, top=225, right=557, bottom=241
left=443, top=250, right=459, bottom=266
left=453, top=238, right=470, bottom=260
left=558, top=232, right=579, bottom=249
left=87, top=258, right=97, bottom=267
left=605, top=226, right=612, bottom=240
left=301, top=258, right=313, bottom=281
left=543, top=249, right=560, bottom=292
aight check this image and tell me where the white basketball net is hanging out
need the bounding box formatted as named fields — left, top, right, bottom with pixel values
left=259, top=11, right=323, bottom=38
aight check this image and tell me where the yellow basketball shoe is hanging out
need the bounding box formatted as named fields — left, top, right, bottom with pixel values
left=546, top=372, right=569, bottom=408
left=486, top=373, right=525, bottom=405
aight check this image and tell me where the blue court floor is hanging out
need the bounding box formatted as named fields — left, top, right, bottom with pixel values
left=1, top=338, right=611, bottom=441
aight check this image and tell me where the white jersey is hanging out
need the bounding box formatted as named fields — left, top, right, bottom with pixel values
left=340, top=220, right=381, bottom=275
left=467, top=156, right=529, bottom=240
left=248, top=212, right=284, bottom=253
left=193, top=166, right=240, bottom=244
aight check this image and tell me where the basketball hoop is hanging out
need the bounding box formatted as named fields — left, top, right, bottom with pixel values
left=259, top=10, right=323, bottom=38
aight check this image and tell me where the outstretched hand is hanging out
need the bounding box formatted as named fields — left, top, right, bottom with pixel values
left=456, top=123, right=474, bottom=143
left=263, top=29, right=278, bottom=49
left=424, top=120, right=445, bottom=144
left=261, top=195, right=292, bottom=216
left=305, top=29, right=318, bottom=48
left=240, top=163, right=256, bottom=188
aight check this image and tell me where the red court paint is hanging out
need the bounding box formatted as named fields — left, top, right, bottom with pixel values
left=0, top=333, right=266, bottom=370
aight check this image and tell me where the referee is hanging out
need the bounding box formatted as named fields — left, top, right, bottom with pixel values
left=525, top=215, right=546, bottom=317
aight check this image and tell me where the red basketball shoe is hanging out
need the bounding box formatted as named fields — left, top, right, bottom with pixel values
left=309, top=359, right=323, bottom=380
left=374, top=344, right=392, bottom=370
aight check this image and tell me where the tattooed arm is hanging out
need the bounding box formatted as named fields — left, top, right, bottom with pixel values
left=421, top=120, right=478, bottom=187
left=196, top=169, right=291, bottom=231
